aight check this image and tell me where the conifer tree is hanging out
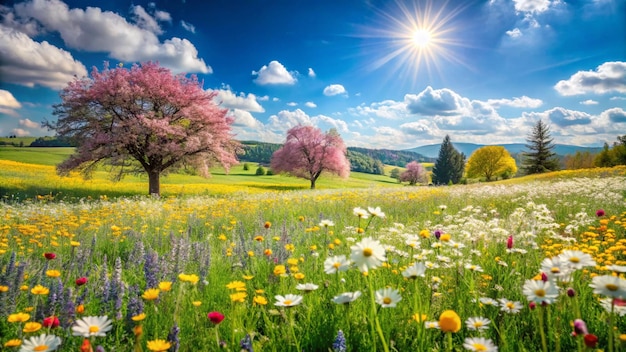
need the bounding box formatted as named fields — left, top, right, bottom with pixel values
left=522, top=120, right=559, bottom=174
left=431, top=135, right=465, bottom=185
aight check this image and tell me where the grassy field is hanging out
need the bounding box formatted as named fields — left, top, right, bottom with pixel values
left=1, top=146, right=626, bottom=352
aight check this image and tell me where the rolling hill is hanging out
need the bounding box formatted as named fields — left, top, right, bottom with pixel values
left=408, top=143, right=603, bottom=158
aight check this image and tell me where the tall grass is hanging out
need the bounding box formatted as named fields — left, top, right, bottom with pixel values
left=1, top=165, right=625, bottom=351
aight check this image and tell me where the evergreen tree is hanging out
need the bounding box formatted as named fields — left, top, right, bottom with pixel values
left=522, top=120, right=559, bottom=175
left=431, top=135, right=465, bottom=185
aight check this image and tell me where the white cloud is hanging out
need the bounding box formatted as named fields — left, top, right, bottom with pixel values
left=181, top=20, right=195, bottom=33
left=580, top=99, right=599, bottom=105
left=487, top=95, right=543, bottom=108
left=610, top=96, right=626, bottom=101
left=308, top=68, right=316, bottom=78
left=348, top=100, right=408, bottom=120
left=5, top=0, right=210, bottom=74
left=267, top=109, right=313, bottom=132
left=12, top=128, right=30, bottom=137
left=316, top=115, right=348, bottom=133
left=524, top=107, right=592, bottom=127
left=405, top=86, right=466, bottom=116
left=323, top=84, right=347, bottom=96
left=554, top=61, right=626, bottom=96
left=304, top=101, right=317, bottom=108
left=210, top=88, right=264, bottom=112
left=399, top=120, right=440, bottom=139
left=131, top=5, right=162, bottom=34
left=252, top=60, right=296, bottom=85
left=227, top=109, right=263, bottom=129
left=601, top=107, right=626, bottom=123
left=154, top=10, right=171, bottom=22
left=19, top=118, right=39, bottom=129
left=272, top=97, right=280, bottom=102
left=257, top=95, right=269, bottom=101
left=0, top=24, right=88, bottom=89
left=506, top=28, right=523, bottom=38
left=513, top=0, right=552, bottom=13
left=287, top=102, right=298, bottom=107
left=0, top=90, right=22, bottom=109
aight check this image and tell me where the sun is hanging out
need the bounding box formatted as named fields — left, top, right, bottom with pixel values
left=412, top=29, right=432, bottom=48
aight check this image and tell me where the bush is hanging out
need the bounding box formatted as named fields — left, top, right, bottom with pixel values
left=243, top=163, right=250, bottom=171
left=255, top=166, right=266, bottom=175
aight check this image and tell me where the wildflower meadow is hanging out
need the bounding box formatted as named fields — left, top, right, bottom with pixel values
left=1, top=167, right=626, bottom=351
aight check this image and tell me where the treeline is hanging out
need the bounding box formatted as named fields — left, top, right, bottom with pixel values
left=236, top=141, right=430, bottom=175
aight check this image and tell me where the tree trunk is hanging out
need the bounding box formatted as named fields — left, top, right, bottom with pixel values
left=148, top=170, right=161, bottom=197
left=310, top=179, right=316, bottom=189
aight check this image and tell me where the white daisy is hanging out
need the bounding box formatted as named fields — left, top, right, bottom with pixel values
left=375, top=287, right=402, bottom=308
left=590, top=275, right=626, bottom=299
left=465, top=317, right=491, bottom=331
left=350, top=237, right=386, bottom=273
left=522, top=279, right=560, bottom=304
left=463, top=337, right=498, bottom=351
left=599, top=297, right=626, bottom=316
left=465, top=263, right=484, bottom=272
left=353, top=207, right=369, bottom=219
left=295, top=283, right=319, bottom=292
left=558, top=250, right=596, bottom=270
left=19, top=334, right=62, bottom=352
left=274, top=294, right=303, bottom=307
left=424, top=321, right=440, bottom=329
left=72, top=316, right=113, bottom=337
left=319, top=220, right=334, bottom=227
left=402, top=262, right=426, bottom=279
left=323, top=255, right=350, bottom=274
left=479, top=297, right=499, bottom=307
left=607, top=265, right=626, bottom=273
left=498, top=298, right=523, bottom=314
left=367, top=206, right=385, bottom=218
left=332, top=291, right=362, bottom=305
left=540, top=256, right=572, bottom=282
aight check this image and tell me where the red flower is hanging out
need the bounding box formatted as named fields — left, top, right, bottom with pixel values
left=43, top=316, right=60, bottom=328
left=44, top=253, right=56, bottom=260
left=584, top=334, right=598, bottom=348
left=75, top=277, right=88, bottom=286
left=208, top=311, right=225, bottom=325
left=80, top=338, right=93, bottom=352
left=596, top=209, right=605, bottom=217
left=506, top=235, right=513, bottom=249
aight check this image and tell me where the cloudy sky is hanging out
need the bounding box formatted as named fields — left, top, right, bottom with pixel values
left=0, top=0, right=624, bottom=149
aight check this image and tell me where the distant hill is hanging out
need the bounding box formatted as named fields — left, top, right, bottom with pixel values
left=408, top=143, right=603, bottom=158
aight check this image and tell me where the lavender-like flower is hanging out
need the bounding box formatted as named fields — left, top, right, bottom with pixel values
left=332, top=330, right=346, bottom=352
left=240, top=333, right=253, bottom=352
left=61, top=287, right=75, bottom=328
left=125, top=285, right=144, bottom=327
left=144, top=250, right=159, bottom=289
left=574, top=319, right=588, bottom=335
left=167, top=323, right=180, bottom=352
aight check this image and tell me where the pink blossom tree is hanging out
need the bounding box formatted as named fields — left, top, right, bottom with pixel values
left=270, top=125, right=350, bottom=189
left=46, top=62, right=239, bottom=196
left=399, top=161, right=428, bottom=185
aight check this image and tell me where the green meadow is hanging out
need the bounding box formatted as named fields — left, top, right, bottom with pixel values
left=1, top=146, right=626, bottom=352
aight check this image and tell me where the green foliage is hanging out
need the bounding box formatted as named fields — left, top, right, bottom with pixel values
left=389, top=168, right=400, bottom=179
left=564, top=151, right=596, bottom=169
left=243, top=163, right=250, bottom=171
left=595, top=135, right=626, bottom=167
left=347, top=150, right=385, bottom=175
left=522, top=120, right=559, bottom=174
left=431, top=135, right=465, bottom=185
left=466, top=146, right=517, bottom=181
left=255, top=166, right=266, bottom=175
left=349, top=147, right=432, bottom=167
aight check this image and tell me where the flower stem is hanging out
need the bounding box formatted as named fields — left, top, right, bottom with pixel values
left=538, top=306, right=548, bottom=352
left=446, top=331, right=453, bottom=352
left=367, top=275, right=389, bottom=352
left=288, top=309, right=301, bottom=352
left=215, top=327, right=220, bottom=349
left=609, top=301, right=615, bottom=352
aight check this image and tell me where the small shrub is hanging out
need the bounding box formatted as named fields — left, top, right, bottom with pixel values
left=256, top=166, right=266, bottom=175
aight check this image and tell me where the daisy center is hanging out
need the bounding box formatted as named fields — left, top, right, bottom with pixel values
left=535, top=289, right=546, bottom=297
left=89, top=325, right=100, bottom=333
left=284, top=300, right=292, bottom=305
left=34, top=346, right=49, bottom=352
left=551, top=267, right=560, bottom=273
left=383, top=297, right=392, bottom=304
left=570, top=257, right=580, bottom=263
left=474, top=322, right=483, bottom=327
left=506, top=302, right=515, bottom=309
left=333, top=262, right=341, bottom=269
left=472, top=343, right=488, bottom=351
left=606, top=284, right=619, bottom=291
left=363, top=248, right=373, bottom=257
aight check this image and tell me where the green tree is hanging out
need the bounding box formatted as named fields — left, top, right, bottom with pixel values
left=431, top=135, right=465, bottom=185
left=522, top=120, right=559, bottom=174
left=255, top=166, right=266, bottom=175
left=466, top=146, right=517, bottom=181
left=594, top=142, right=615, bottom=167
left=389, top=168, right=400, bottom=180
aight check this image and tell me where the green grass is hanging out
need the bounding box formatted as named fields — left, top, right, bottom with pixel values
left=0, top=136, right=38, bottom=146
left=0, top=146, right=75, bottom=165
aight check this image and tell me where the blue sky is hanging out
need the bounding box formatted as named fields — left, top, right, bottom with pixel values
left=0, top=0, right=624, bottom=149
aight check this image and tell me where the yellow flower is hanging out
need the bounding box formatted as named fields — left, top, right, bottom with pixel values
left=133, top=325, right=143, bottom=336
left=285, top=244, right=295, bottom=252
left=287, top=258, right=299, bottom=266
left=272, top=236, right=281, bottom=241
left=254, top=236, right=264, bottom=242
left=255, top=289, right=265, bottom=294
left=147, top=339, right=172, bottom=352
left=293, top=273, right=305, bottom=280
left=4, top=339, right=21, bottom=347
left=23, top=322, right=42, bottom=333
left=131, top=313, right=146, bottom=321
left=142, top=288, right=160, bottom=301
left=230, top=292, right=247, bottom=303
left=412, top=313, right=428, bottom=323
left=247, top=251, right=255, bottom=257
left=192, top=301, right=202, bottom=307
left=334, top=238, right=341, bottom=245
left=76, top=304, right=85, bottom=314
left=70, top=241, right=80, bottom=247
left=158, top=281, right=172, bottom=292
left=419, top=229, right=430, bottom=238
left=30, top=285, right=49, bottom=295
left=20, top=285, right=28, bottom=291
left=440, top=234, right=451, bottom=242
left=242, top=275, right=254, bottom=280
left=264, top=249, right=272, bottom=256
left=45, top=270, right=61, bottom=278
left=0, top=285, right=9, bottom=292
left=253, top=295, right=268, bottom=306
left=218, top=234, right=227, bottom=241
left=439, top=310, right=461, bottom=333
left=298, top=216, right=305, bottom=222
left=273, top=265, right=286, bottom=276
left=178, top=273, right=199, bottom=285
left=264, top=221, right=272, bottom=229
left=226, top=281, right=246, bottom=291
left=8, top=312, right=30, bottom=323
left=309, top=245, right=317, bottom=251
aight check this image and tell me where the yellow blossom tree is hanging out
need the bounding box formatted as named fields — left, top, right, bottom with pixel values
left=465, top=146, right=517, bottom=181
